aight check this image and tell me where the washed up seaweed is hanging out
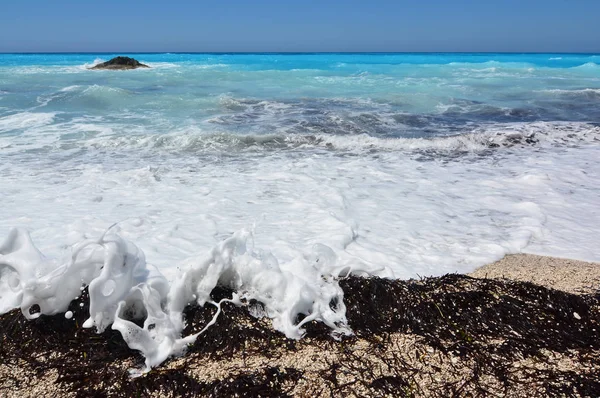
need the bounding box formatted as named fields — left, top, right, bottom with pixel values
left=1, top=274, right=599, bottom=397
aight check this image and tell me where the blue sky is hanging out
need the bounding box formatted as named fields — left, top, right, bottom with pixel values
left=1, top=0, right=598, bottom=52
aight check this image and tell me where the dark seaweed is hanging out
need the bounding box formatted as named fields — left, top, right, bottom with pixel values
left=1, top=275, right=599, bottom=397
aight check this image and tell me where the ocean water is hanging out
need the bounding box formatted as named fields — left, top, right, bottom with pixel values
left=1, top=53, right=599, bottom=368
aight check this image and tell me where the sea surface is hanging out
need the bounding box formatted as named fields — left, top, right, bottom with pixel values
left=1, top=53, right=599, bottom=282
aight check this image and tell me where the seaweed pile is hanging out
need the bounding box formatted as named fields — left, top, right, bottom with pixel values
left=1, top=274, right=599, bottom=397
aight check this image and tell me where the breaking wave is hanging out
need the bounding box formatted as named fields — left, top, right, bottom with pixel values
left=0, top=111, right=57, bottom=133
left=39, top=121, right=600, bottom=157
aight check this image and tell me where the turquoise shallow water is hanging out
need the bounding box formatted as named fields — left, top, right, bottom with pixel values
left=1, top=53, right=599, bottom=149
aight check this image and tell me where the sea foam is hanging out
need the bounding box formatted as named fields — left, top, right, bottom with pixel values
left=0, top=226, right=364, bottom=370
left=0, top=112, right=56, bottom=133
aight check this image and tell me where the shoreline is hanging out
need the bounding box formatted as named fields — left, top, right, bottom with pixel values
left=1, top=253, right=599, bottom=397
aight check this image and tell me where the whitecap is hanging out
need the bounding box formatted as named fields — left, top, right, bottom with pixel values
left=0, top=111, right=57, bottom=133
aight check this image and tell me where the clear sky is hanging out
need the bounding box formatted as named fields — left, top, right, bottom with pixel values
left=1, top=0, right=598, bottom=53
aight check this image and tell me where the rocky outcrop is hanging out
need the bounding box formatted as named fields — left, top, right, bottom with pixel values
left=89, top=56, right=150, bottom=70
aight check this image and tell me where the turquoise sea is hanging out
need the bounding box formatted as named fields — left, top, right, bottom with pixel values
left=2, top=53, right=600, bottom=144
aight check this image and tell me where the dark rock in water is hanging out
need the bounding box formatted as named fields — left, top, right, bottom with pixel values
left=89, top=56, right=149, bottom=70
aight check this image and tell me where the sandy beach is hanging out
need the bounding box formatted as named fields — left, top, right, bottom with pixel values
left=1, top=253, right=599, bottom=397
left=470, top=254, right=600, bottom=295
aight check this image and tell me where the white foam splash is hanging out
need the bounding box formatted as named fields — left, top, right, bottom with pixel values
left=0, top=226, right=360, bottom=370
left=84, top=58, right=107, bottom=69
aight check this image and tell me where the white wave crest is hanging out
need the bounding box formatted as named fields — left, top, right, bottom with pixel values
left=84, top=58, right=107, bottom=69
left=309, top=122, right=600, bottom=153
left=60, top=85, right=81, bottom=92
left=571, top=62, right=599, bottom=70
left=70, top=121, right=600, bottom=155
left=538, top=88, right=600, bottom=97
left=0, top=111, right=57, bottom=133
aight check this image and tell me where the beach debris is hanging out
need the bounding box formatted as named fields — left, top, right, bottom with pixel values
left=1, top=273, right=599, bottom=397
left=89, top=56, right=150, bottom=70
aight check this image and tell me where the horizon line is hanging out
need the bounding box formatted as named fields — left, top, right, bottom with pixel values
left=1, top=51, right=599, bottom=55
